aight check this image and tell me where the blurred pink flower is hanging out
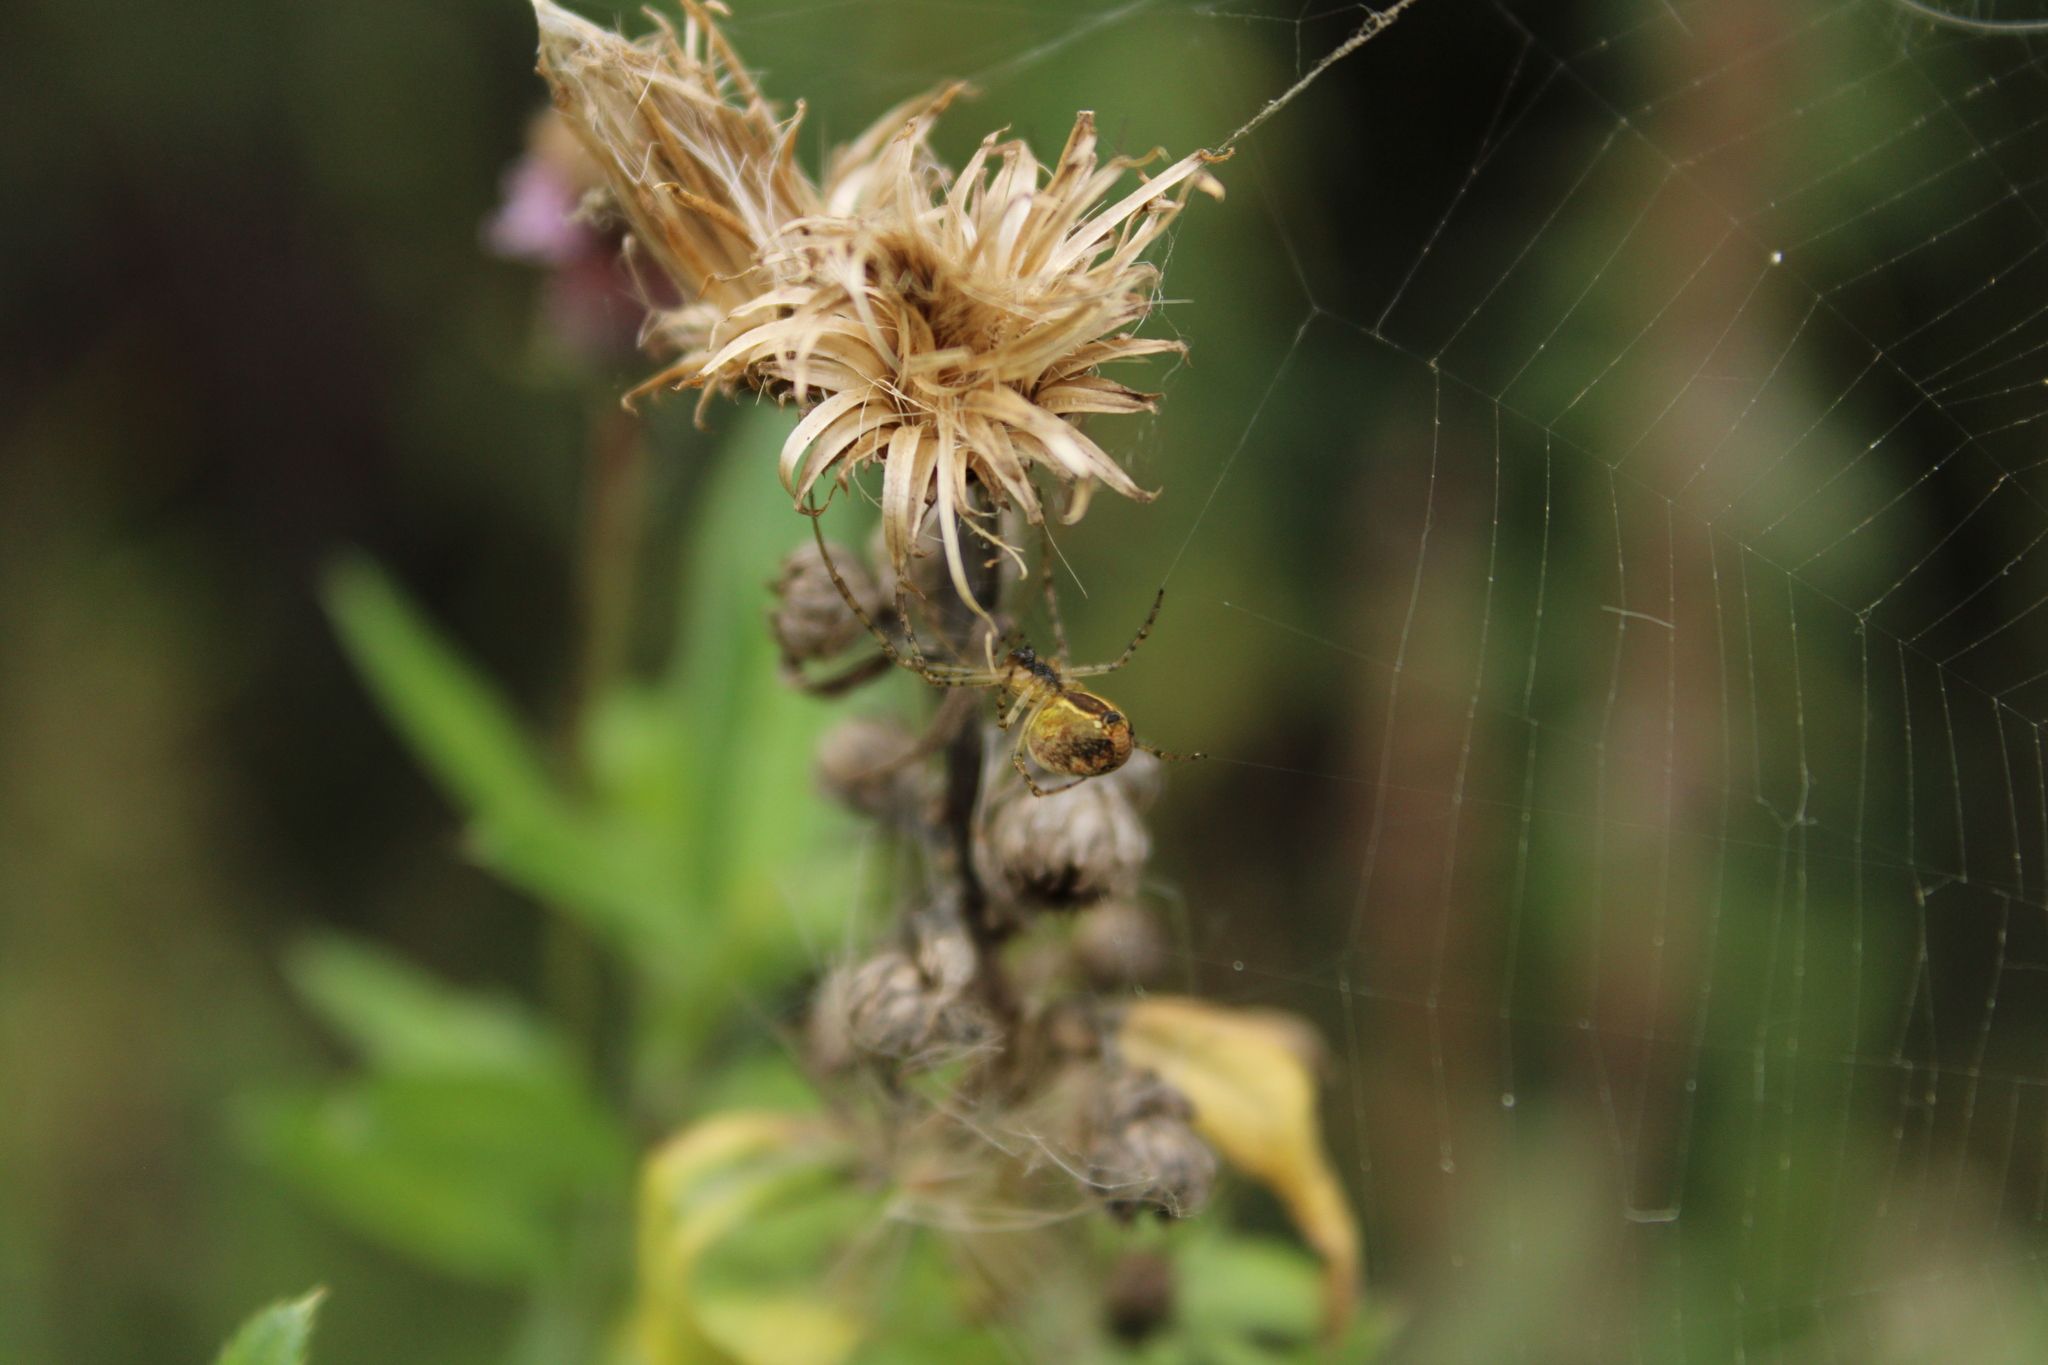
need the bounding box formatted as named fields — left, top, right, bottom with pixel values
left=486, top=150, right=595, bottom=266
left=484, top=110, right=651, bottom=365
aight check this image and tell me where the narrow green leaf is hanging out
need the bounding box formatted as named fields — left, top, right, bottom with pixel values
left=213, top=1288, right=324, bottom=1365
left=241, top=1073, right=628, bottom=1285
left=324, top=555, right=562, bottom=830
left=652, top=410, right=871, bottom=989
left=323, top=555, right=696, bottom=967
left=287, top=936, right=573, bottom=1081
left=250, top=944, right=629, bottom=1284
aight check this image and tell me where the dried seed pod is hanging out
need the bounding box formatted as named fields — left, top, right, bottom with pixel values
left=1072, top=902, right=1170, bottom=990
left=770, top=539, right=880, bottom=663
left=815, top=714, right=931, bottom=820
left=1104, top=1250, right=1177, bottom=1344
left=980, top=752, right=1157, bottom=909
left=812, top=931, right=988, bottom=1070
left=1087, top=1068, right=1217, bottom=1220
left=1042, top=999, right=1103, bottom=1060
left=842, top=952, right=933, bottom=1058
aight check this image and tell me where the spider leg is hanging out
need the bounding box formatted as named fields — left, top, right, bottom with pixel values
left=806, top=499, right=980, bottom=690
left=1012, top=746, right=1084, bottom=798
left=895, top=553, right=1009, bottom=682
left=1136, top=741, right=1205, bottom=763
left=1063, top=588, right=1166, bottom=678
left=895, top=581, right=937, bottom=672
left=805, top=501, right=907, bottom=665
left=996, top=684, right=1036, bottom=732
left=841, top=689, right=979, bottom=783
left=779, top=651, right=896, bottom=698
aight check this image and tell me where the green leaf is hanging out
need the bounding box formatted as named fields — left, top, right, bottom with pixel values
left=243, top=1073, right=628, bottom=1285
left=214, top=1288, right=324, bottom=1365
left=1148, top=1232, right=1396, bottom=1365
left=323, top=554, right=697, bottom=971
left=324, top=409, right=879, bottom=1061
left=843, top=1225, right=1012, bottom=1365
left=287, top=937, right=575, bottom=1081
left=1178, top=1235, right=1321, bottom=1347
left=324, top=553, right=564, bottom=833
left=248, top=947, right=629, bottom=1284
left=565, top=408, right=880, bottom=1053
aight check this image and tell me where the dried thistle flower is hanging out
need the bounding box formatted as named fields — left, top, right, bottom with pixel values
left=532, top=0, right=1223, bottom=607
left=814, top=713, right=933, bottom=820
left=813, top=930, right=988, bottom=1069
left=1087, top=1067, right=1217, bottom=1221
left=771, top=539, right=883, bottom=664
left=980, top=750, right=1157, bottom=909
left=533, top=0, right=803, bottom=343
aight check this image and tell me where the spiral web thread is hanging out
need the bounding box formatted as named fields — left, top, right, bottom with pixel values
left=739, top=0, right=2048, bottom=1354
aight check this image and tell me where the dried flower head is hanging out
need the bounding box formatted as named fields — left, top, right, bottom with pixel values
left=532, top=0, right=1223, bottom=607
left=812, top=930, right=988, bottom=1070
left=771, top=539, right=882, bottom=664
left=814, top=713, right=933, bottom=820
left=1087, top=1067, right=1217, bottom=1220
left=980, top=750, right=1157, bottom=910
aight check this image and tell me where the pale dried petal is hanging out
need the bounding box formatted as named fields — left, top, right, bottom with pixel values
left=532, top=0, right=1222, bottom=596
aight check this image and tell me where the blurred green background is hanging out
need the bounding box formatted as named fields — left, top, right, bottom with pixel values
left=13, top=0, right=2048, bottom=1360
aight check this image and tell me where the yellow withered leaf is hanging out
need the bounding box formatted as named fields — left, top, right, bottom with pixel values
left=625, top=1111, right=863, bottom=1365
left=1118, top=997, right=1360, bottom=1342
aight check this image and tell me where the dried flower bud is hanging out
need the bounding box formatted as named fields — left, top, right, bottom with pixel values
left=771, top=540, right=881, bottom=664
left=1087, top=1068, right=1217, bottom=1220
left=1072, top=902, right=1170, bottom=990
left=812, top=931, right=987, bottom=1070
left=815, top=714, right=931, bottom=820
left=1043, top=999, right=1103, bottom=1060
left=1104, top=1251, right=1177, bottom=1344
left=980, top=752, right=1157, bottom=909
left=842, top=953, right=933, bottom=1058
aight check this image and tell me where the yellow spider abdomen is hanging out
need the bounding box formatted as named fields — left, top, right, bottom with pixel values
left=1025, top=690, right=1135, bottom=778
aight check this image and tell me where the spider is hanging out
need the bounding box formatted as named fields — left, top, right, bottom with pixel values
left=804, top=513, right=1203, bottom=797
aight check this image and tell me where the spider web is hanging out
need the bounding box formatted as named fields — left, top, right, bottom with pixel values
left=730, top=0, right=2048, bottom=1356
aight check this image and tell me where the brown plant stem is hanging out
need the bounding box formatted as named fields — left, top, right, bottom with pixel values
left=572, top=404, right=648, bottom=720
left=938, top=484, right=1019, bottom=1044
left=944, top=703, right=1014, bottom=1023
left=545, top=400, right=647, bottom=1081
